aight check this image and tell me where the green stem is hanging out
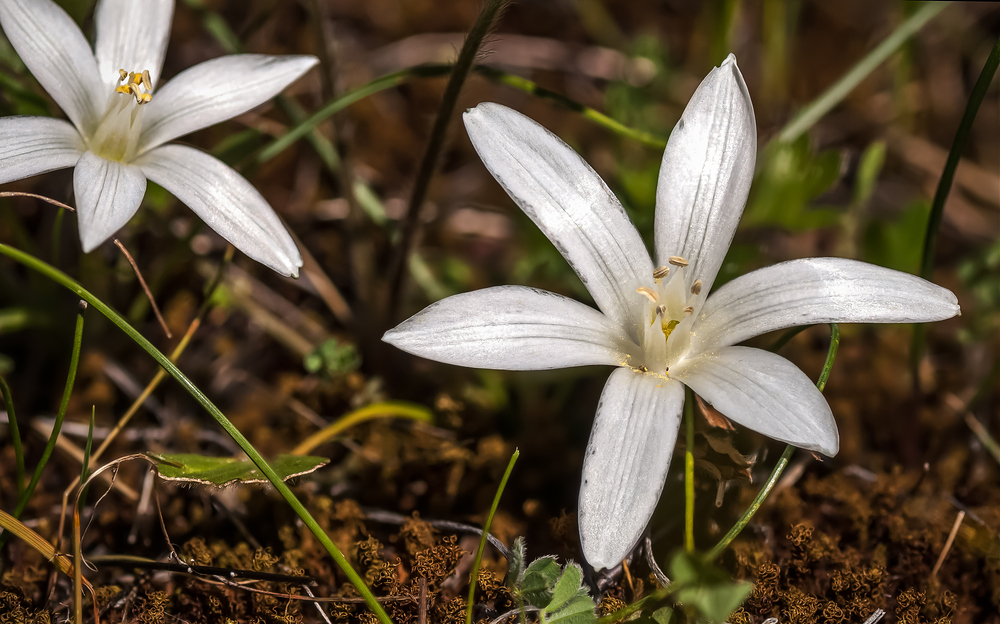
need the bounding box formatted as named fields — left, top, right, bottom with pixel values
left=0, top=301, right=85, bottom=552
left=706, top=323, right=839, bottom=561
left=777, top=2, right=949, bottom=143
left=0, top=243, right=393, bottom=624
left=258, top=65, right=451, bottom=165
left=0, top=373, right=24, bottom=498
left=911, top=35, right=1000, bottom=383
left=683, top=388, right=695, bottom=553
left=472, top=66, right=667, bottom=148
left=466, top=449, right=519, bottom=624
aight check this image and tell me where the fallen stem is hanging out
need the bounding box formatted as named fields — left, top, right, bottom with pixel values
left=0, top=243, right=393, bottom=624
left=291, top=401, right=433, bottom=456
left=466, top=448, right=519, bottom=624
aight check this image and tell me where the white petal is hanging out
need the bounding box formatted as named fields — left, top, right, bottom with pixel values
left=670, top=346, right=838, bottom=456
left=139, top=54, right=319, bottom=151
left=94, top=0, right=173, bottom=90
left=383, top=286, right=632, bottom=370
left=0, top=0, right=102, bottom=132
left=463, top=103, right=654, bottom=331
left=579, top=368, right=685, bottom=571
left=135, top=144, right=302, bottom=277
left=0, top=116, right=84, bottom=184
left=654, top=54, right=756, bottom=296
left=74, top=150, right=146, bottom=252
left=691, top=257, right=962, bottom=352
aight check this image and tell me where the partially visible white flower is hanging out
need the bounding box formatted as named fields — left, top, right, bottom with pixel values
left=383, top=55, right=960, bottom=570
left=0, top=0, right=317, bottom=276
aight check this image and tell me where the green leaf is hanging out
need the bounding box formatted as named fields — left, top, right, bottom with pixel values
left=743, top=136, right=842, bottom=231
left=547, top=593, right=599, bottom=624
left=853, top=141, right=886, bottom=205
left=545, top=562, right=584, bottom=613
left=520, top=556, right=561, bottom=608
left=303, top=338, right=362, bottom=377
left=650, top=607, right=675, bottom=624
left=861, top=200, right=930, bottom=273
left=668, top=551, right=753, bottom=623
left=508, top=536, right=527, bottom=587
left=150, top=453, right=329, bottom=487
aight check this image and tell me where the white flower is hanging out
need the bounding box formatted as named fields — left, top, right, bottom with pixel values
left=383, top=55, right=961, bottom=570
left=0, top=0, right=317, bottom=276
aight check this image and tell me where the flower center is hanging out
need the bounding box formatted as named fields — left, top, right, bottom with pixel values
left=87, top=69, right=153, bottom=162
left=634, top=256, right=702, bottom=375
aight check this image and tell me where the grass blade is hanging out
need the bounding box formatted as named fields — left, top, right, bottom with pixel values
left=466, top=448, right=519, bottom=624
left=777, top=3, right=949, bottom=143
left=0, top=242, right=394, bottom=624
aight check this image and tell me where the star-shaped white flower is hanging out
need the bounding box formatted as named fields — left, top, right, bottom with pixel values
left=383, top=55, right=960, bottom=570
left=0, top=0, right=317, bottom=276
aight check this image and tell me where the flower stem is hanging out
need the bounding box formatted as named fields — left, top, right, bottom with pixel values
left=466, top=449, right=519, bottom=624
left=0, top=243, right=394, bottom=624
left=910, top=34, right=1000, bottom=384
left=684, top=387, right=696, bottom=553
left=706, top=323, right=840, bottom=561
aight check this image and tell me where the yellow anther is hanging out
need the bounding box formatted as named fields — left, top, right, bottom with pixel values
left=636, top=287, right=659, bottom=303
left=653, top=265, right=670, bottom=280
left=668, top=255, right=689, bottom=267
left=684, top=306, right=694, bottom=316
left=114, top=69, right=153, bottom=104
left=656, top=304, right=667, bottom=317
left=691, top=279, right=702, bottom=295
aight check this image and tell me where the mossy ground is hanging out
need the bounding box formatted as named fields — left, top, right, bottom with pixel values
left=1, top=0, right=997, bottom=622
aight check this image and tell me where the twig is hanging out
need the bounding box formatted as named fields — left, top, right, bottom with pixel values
left=418, top=577, right=428, bottom=624
left=363, top=508, right=510, bottom=560
left=930, top=510, right=965, bottom=579
left=862, top=608, right=886, bottom=624
left=112, top=239, right=172, bottom=339
left=0, top=191, right=76, bottom=211
left=644, top=535, right=669, bottom=587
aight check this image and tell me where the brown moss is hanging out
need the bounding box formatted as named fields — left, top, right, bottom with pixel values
left=0, top=588, right=51, bottom=624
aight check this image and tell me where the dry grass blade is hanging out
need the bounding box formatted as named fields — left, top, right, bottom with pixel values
left=112, top=238, right=172, bottom=339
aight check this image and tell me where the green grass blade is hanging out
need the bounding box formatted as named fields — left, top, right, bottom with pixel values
left=0, top=301, right=86, bottom=552
left=466, top=448, right=519, bottom=624
left=777, top=2, right=949, bottom=143
left=0, top=243, right=394, bottom=624
left=0, top=373, right=24, bottom=498
left=706, top=323, right=840, bottom=561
